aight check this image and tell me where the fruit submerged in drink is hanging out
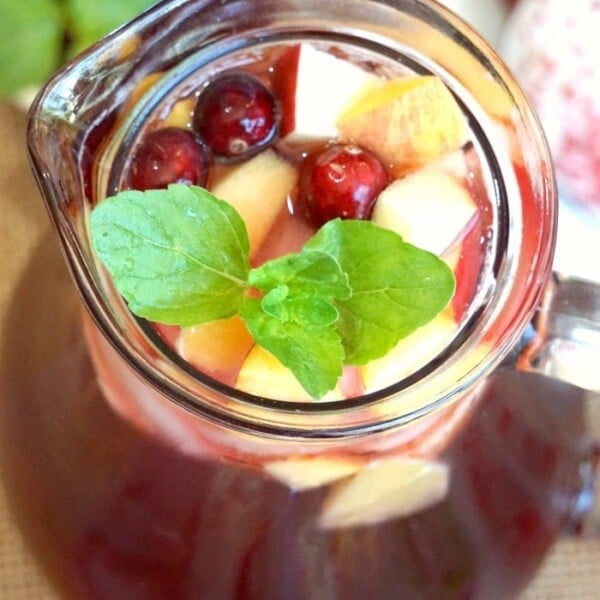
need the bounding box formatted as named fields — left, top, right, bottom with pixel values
left=98, top=42, right=493, bottom=405
left=21, top=5, right=590, bottom=596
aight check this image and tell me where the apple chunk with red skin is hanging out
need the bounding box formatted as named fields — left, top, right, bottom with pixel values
left=273, top=43, right=379, bottom=144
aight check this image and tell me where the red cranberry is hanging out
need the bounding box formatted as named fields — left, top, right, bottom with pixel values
left=193, top=73, right=278, bottom=159
left=299, top=144, right=389, bottom=227
left=129, top=127, right=210, bottom=191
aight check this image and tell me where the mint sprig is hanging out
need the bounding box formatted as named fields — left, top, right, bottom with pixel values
left=306, top=220, right=456, bottom=364
left=90, top=184, right=455, bottom=399
left=240, top=298, right=345, bottom=399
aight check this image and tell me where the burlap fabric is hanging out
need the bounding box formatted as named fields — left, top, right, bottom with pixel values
left=0, top=102, right=598, bottom=599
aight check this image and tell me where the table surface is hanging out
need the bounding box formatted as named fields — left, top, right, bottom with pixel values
left=0, top=100, right=599, bottom=599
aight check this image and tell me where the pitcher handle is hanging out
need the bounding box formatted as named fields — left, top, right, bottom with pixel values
left=516, top=276, right=600, bottom=392
left=511, top=275, right=600, bottom=536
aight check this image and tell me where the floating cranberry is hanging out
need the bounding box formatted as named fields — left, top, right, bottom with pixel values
left=129, top=127, right=210, bottom=191
left=299, top=144, right=389, bottom=227
left=193, top=73, right=278, bottom=159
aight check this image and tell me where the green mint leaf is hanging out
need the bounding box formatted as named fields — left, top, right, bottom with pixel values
left=0, top=0, right=62, bottom=96
left=240, top=298, right=344, bottom=399
left=261, top=285, right=291, bottom=320
left=250, top=249, right=349, bottom=329
left=286, top=296, right=339, bottom=328
left=90, top=184, right=250, bottom=326
left=261, top=288, right=340, bottom=328
left=305, top=219, right=455, bottom=364
left=249, top=250, right=351, bottom=301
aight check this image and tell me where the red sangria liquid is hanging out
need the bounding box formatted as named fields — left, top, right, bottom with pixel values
left=6, top=36, right=595, bottom=600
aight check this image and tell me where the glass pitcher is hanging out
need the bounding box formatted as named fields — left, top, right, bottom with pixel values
left=21, top=0, right=600, bottom=598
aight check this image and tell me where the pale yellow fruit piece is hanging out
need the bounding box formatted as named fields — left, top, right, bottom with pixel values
left=178, top=316, right=253, bottom=381
left=319, top=457, right=449, bottom=529
left=211, top=150, right=298, bottom=257
left=264, top=457, right=361, bottom=491
left=162, top=98, right=195, bottom=128
left=361, top=314, right=457, bottom=394
left=337, top=75, right=470, bottom=173
left=236, top=345, right=343, bottom=402
left=372, top=166, right=477, bottom=256
left=394, top=24, right=514, bottom=120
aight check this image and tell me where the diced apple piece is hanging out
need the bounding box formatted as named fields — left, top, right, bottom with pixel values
left=162, top=97, right=195, bottom=128
left=178, top=316, right=253, bottom=385
left=236, top=344, right=344, bottom=401
left=274, top=44, right=379, bottom=144
left=388, top=25, right=514, bottom=120
left=319, top=457, right=449, bottom=529
left=372, top=166, right=478, bottom=256
left=264, top=456, right=361, bottom=491
left=361, top=314, right=457, bottom=393
left=210, top=150, right=298, bottom=257
left=337, top=75, right=470, bottom=174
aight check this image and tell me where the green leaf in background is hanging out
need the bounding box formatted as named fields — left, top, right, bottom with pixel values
left=0, top=0, right=157, bottom=98
left=0, top=0, right=62, bottom=96
left=65, top=0, right=157, bottom=55
left=90, top=184, right=251, bottom=326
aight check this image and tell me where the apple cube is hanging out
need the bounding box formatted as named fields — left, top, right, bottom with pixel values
left=337, top=75, right=470, bottom=174
left=236, top=344, right=344, bottom=401
left=319, top=457, right=449, bottom=529
left=361, top=313, right=458, bottom=393
left=372, top=165, right=478, bottom=256
left=177, top=316, right=254, bottom=386
left=163, top=98, right=196, bottom=128
left=264, top=456, right=361, bottom=491
left=210, top=150, right=298, bottom=257
left=274, top=43, right=379, bottom=144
